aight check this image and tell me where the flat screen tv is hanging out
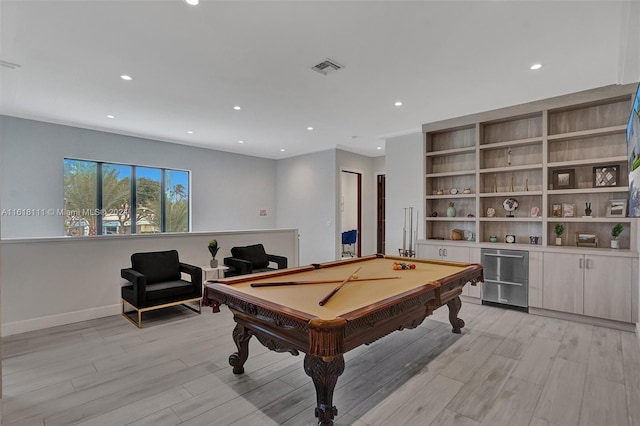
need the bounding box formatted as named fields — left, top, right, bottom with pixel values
left=627, top=82, right=640, bottom=217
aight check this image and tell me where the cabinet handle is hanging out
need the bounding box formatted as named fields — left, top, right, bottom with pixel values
left=586, top=258, right=592, bottom=269
left=443, top=248, right=448, bottom=257
left=579, top=258, right=583, bottom=269
left=438, top=248, right=442, bottom=257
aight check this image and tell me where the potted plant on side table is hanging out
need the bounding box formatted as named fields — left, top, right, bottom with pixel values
left=611, top=223, right=623, bottom=249
left=208, top=239, right=220, bottom=267
left=554, top=224, right=564, bottom=246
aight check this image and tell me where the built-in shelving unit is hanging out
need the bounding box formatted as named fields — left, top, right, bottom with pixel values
left=423, top=84, right=637, bottom=251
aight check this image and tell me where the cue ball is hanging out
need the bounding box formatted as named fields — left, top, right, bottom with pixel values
left=351, top=273, right=359, bottom=280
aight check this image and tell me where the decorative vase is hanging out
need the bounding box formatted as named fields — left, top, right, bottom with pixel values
left=555, top=237, right=562, bottom=246
left=210, top=258, right=218, bottom=268
left=446, top=202, right=456, bottom=218
left=611, top=239, right=619, bottom=249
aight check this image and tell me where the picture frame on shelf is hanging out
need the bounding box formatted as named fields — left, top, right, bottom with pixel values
left=576, top=232, right=598, bottom=247
left=593, top=165, right=619, bottom=187
left=606, top=199, right=628, bottom=217
left=552, top=203, right=562, bottom=217
left=562, top=203, right=575, bottom=218
left=552, top=169, right=575, bottom=190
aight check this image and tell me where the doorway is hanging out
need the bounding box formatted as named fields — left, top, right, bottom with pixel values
left=340, top=170, right=361, bottom=257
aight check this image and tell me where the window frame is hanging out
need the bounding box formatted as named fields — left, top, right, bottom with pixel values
left=63, top=158, right=190, bottom=236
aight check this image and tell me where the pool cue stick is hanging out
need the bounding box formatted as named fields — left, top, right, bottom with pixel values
left=319, top=266, right=361, bottom=306
left=251, top=276, right=400, bottom=287
left=408, top=206, right=413, bottom=256
left=402, top=207, right=407, bottom=253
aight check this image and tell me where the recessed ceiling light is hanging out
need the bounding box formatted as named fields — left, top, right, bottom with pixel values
left=530, top=63, right=542, bottom=70
left=377, top=146, right=383, bottom=150
left=187, top=130, right=194, bottom=134
left=238, top=140, right=244, bottom=144
left=120, top=74, right=133, bottom=81
left=106, top=115, right=115, bottom=119
left=233, top=106, right=241, bottom=110
left=280, top=148, right=286, bottom=152
left=307, top=127, right=313, bottom=131
left=394, top=101, right=403, bottom=107
left=185, top=0, right=199, bottom=5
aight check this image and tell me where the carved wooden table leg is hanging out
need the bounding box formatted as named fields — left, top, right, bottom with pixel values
left=229, top=323, right=252, bottom=374
left=446, top=296, right=465, bottom=334
left=304, top=354, right=345, bottom=426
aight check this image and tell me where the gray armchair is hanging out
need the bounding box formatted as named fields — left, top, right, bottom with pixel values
left=121, top=250, right=202, bottom=327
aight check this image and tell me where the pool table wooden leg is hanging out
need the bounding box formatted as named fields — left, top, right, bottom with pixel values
left=447, top=296, right=465, bottom=334
left=229, top=323, right=252, bottom=374
left=304, top=354, right=345, bottom=426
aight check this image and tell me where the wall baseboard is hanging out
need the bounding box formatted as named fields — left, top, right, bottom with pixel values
left=2, top=304, right=120, bottom=337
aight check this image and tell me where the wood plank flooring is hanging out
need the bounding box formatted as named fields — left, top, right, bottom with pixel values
left=2, top=302, right=639, bottom=426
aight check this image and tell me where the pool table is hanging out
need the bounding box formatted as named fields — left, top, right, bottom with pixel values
left=205, top=254, right=483, bottom=425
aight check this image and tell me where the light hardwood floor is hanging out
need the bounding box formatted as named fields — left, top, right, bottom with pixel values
left=2, top=301, right=639, bottom=426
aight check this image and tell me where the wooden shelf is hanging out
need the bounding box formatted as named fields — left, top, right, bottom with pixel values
left=479, top=191, right=543, bottom=197
left=548, top=124, right=627, bottom=141
left=548, top=156, right=626, bottom=169
left=547, top=217, right=634, bottom=223
left=426, top=146, right=476, bottom=157
left=426, top=193, right=476, bottom=200
left=479, top=164, right=543, bottom=174
left=424, top=85, right=635, bottom=251
left=426, top=170, right=476, bottom=178
left=479, top=217, right=543, bottom=222
left=426, top=217, right=476, bottom=222
left=479, top=136, right=543, bottom=150
left=548, top=186, right=628, bottom=195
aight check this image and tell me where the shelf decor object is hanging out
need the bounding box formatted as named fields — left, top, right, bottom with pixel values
left=555, top=223, right=564, bottom=246
left=593, top=165, right=619, bottom=187
left=502, top=198, right=518, bottom=217
left=611, top=223, right=623, bottom=248
left=552, top=203, right=562, bottom=217
left=552, top=169, right=576, bottom=190
left=606, top=199, right=628, bottom=217
left=576, top=231, right=598, bottom=247
left=562, top=203, right=576, bottom=218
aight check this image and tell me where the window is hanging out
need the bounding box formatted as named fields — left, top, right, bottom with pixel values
left=63, top=159, right=189, bottom=236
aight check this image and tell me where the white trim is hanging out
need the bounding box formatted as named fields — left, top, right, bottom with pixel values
left=2, top=304, right=120, bottom=337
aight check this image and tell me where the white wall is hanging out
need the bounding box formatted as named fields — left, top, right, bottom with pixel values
left=0, top=229, right=299, bottom=336
left=0, top=116, right=278, bottom=238
left=276, top=150, right=336, bottom=266
left=384, top=132, right=424, bottom=256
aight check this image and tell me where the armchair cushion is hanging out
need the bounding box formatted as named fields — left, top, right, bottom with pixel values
left=131, top=250, right=181, bottom=284
left=230, top=244, right=269, bottom=269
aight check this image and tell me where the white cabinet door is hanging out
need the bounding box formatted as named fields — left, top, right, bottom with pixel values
left=543, top=252, right=584, bottom=315
left=528, top=251, right=543, bottom=308
left=418, top=244, right=444, bottom=260
left=465, top=248, right=482, bottom=298
left=440, top=245, right=470, bottom=263
left=584, top=255, right=632, bottom=322
left=416, top=244, right=469, bottom=262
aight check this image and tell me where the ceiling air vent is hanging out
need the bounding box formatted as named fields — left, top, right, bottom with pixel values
left=311, top=59, right=344, bottom=76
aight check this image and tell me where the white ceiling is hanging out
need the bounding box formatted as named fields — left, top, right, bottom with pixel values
left=1, top=1, right=638, bottom=160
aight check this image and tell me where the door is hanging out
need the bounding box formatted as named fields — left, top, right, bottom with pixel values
left=583, top=255, right=632, bottom=322
left=377, top=174, right=385, bottom=254
left=341, top=171, right=361, bottom=257
left=543, top=252, right=584, bottom=314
